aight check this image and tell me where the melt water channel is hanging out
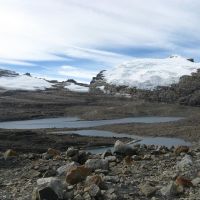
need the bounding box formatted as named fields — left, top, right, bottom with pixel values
left=0, top=116, right=191, bottom=153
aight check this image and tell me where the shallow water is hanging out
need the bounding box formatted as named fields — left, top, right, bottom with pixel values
left=52, top=130, right=142, bottom=139
left=0, top=116, right=183, bottom=129
left=86, top=136, right=191, bottom=154
left=52, top=129, right=191, bottom=154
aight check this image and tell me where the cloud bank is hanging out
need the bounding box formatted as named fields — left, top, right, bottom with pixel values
left=0, top=0, right=200, bottom=81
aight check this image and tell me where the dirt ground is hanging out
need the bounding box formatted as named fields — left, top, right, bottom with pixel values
left=0, top=90, right=200, bottom=152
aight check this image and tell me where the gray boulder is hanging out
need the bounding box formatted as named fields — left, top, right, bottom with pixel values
left=32, top=177, right=64, bottom=200
left=113, top=140, right=136, bottom=156
left=176, top=155, right=193, bottom=171
left=85, top=159, right=109, bottom=170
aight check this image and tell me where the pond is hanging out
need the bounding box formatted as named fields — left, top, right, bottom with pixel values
left=0, top=116, right=183, bottom=129
left=51, top=129, right=191, bottom=154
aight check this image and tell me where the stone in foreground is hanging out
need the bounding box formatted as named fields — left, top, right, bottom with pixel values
left=66, top=165, right=91, bottom=185
left=32, top=177, right=64, bottom=200
left=85, top=159, right=109, bottom=170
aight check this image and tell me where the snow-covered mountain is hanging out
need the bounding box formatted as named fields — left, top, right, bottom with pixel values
left=0, top=69, right=52, bottom=91
left=92, top=56, right=200, bottom=90
left=0, top=68, right=90, bottom=92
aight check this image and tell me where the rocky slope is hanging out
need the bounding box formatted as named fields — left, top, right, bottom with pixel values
left=1, top=141, right=200, bottom=200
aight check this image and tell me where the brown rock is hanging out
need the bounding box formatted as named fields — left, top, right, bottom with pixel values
left=175, top=176, right=193, bottom=187
left=66, top=166, right=91, bottom=185
left=86, top=175, right=103, bottom=188
left=124, top=155, right=134, bottom=165
left=175, top=146, right=189, bottom=155
left=47, top=148, right=61, bottom=157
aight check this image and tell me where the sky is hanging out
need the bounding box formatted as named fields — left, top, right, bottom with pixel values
left=0, top=0, right=200, bottom=82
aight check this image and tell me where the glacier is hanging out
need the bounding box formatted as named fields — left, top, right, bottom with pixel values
left=102, top=56, right=200, bottom=90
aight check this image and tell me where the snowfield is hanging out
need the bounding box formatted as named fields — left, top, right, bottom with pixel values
left=0, top=75, right=53, bottom=91
left=103, top=56, right=200, bottom=89
left=64, top=83, right=89, bottom=92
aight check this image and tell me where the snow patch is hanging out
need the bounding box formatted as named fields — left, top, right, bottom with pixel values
left=0, top=75, right=52, bottom=91
left=64, top=83, right=89, bottom=92
left=102, top=56, right=200, bottom=89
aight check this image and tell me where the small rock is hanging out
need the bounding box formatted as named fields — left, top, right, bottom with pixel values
left=71, top=150, right=89, bottom=164
left=175, top=176, right=193, bottom=187
left=176, top=155, right=193, bottom=171
left=101, top=149, right=112, bottom=159
left=124, top=155, right=133, bottom=165
left=175, top=146, right=189, bottom=155
left=104, top=176, right=119, bottom=183
left=192, top=177, right=200, bottom=186
left=161, top=181, right=184, bottom=197
left=105, top=156, right=116, bottom=162
left=47, top=148, right=61, bottom=157
left=42, top=152, right=52, bottom=160
left=140, top=183, right=157, bottom=197
left=143, top=154, right=151, bottom=160
left=83, top=192, right=91, bottom=200
left=85, top=159, right=109, bottom=170
left=4, top=149, right=17, bottom=160
left=85, top=184, right=101, bottom=197
left=66, top=147, right=79, bottom=157
left=74, top=194, right=83, bottom=200
left=132, top=155, right=141, bottom=161
left=86, top=175, right=103, bottom=187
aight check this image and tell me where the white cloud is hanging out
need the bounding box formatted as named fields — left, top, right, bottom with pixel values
left=0, top=0, right=200, bottom=70
left=0, top=58, right=37, bottom=66
left=59, top=65, right=98, bottom=80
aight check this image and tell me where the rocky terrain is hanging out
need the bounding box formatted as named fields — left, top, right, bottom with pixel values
left=1, top=57, right=200, bottom=200
left=1, top=141, right=200, bottom=200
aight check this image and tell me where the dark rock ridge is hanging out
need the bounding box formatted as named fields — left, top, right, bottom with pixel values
left=90, top=68, right=200, bottom=106
left=0, top=69, right=19, bottom=77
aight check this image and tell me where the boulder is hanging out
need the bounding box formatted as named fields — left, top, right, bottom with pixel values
left=66, top=147, right=79, bottom=157
left=113, top=140, right=136, bottom=156
left=57, top=161, right=79, bottom=176
left=32, top=177, right=64, bottom=200
left=66, top=166, right=91, bottom=185
left=85, top=159, right=109, bottom=170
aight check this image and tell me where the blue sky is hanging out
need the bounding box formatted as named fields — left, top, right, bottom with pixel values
left=0, top=0, right=200, bottom=82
